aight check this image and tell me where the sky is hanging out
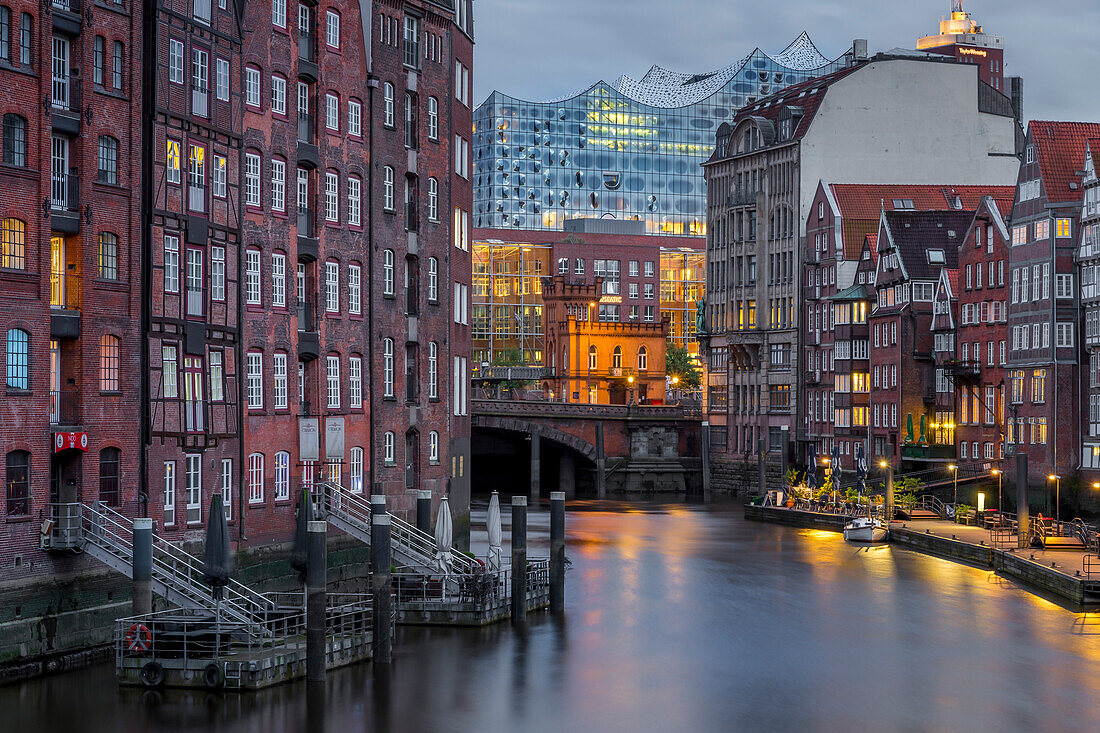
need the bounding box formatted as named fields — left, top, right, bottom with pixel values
left=472, top=0, right=1100, bottom=124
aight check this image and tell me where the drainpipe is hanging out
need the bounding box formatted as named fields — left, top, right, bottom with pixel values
left=138, top=0, right=155, bottom=518
left=366, top=75, right=378, bottom=491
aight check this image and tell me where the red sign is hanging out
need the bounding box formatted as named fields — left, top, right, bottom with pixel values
left=54, top=432, right=88, bottom=453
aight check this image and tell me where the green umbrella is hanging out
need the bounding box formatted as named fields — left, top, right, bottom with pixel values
left=919, top=414, right=927, bottom=444
left=290, top=487, right=315, bottom=581
left=905, top=413, right=914, bottom=444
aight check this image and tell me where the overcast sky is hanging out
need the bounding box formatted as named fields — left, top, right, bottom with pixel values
left=472, top=0, right=1100, bottom=123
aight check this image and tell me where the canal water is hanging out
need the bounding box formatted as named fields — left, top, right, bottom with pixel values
left=7, top=498, right=1100, bottom=731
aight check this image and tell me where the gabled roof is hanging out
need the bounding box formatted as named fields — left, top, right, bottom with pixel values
left=1028, top=121, right=1100, bottom=204
left=880, top=210, right=974, bottom=281
left=943, top=268, right=959, bottom=298
left=826, top=184, right=1015, bottom=260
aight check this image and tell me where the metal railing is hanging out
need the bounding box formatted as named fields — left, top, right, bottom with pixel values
left=297, top=111, right=314, bottom=143
left=298, top=30, right=315, bottom=62
left=314, top=481, right=480, bottom=576
left=50, top=389, right=80, bottom=425
left=391, top=560, right=549, bottom=608
left=52, top=0, right=81, bottom=12
left=188, top=183, right=206, bottom=213
left=50, top=270, right=81, bottom=310
left=51, top=172, right=80, bottom=211
left=297, top=207, right=315, bottom=238
left=114, top=592, right=373, bottom=688
left=69, top=502, right=278, bottom=632
left=52, top=76, right=81, bottom=113
left=297, top=299, right=316, bottom=332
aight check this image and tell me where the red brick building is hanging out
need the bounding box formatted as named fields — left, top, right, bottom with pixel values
left=2, top=0, right=143, bottom=579
left=801, top=183, right=1013, bottom=470
left=1006, top=122, right=1100, bottom=483
left=142, top=0, right=243, bottom=543
left=952, top=196, right=1011, bottom=466
left=369, top=0, right=474, bottom=522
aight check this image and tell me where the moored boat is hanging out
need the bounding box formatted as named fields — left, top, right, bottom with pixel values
left=843, top=517, right=888, bottom=543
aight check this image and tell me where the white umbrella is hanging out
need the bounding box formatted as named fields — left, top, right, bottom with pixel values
left=434, top=495, right=453, bottom=575
left=486, top=491, right=503, bottom=572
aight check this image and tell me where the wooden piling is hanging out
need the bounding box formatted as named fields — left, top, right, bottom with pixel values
left=306, top=520, right=327, bottom=683
left=132, top=517, right=153, bottom=617
left=550, top=491, right=565, bottom=615
left=371, top=495, right=392, bottom=663
left=511, top=496, right=527, bottom=624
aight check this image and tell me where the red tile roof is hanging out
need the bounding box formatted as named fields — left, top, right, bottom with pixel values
left=945, top=269, right=959, bottom=296
left=828, top=184, right=1015, bottom=259
left=1028, top=121, right=1100, bottom=204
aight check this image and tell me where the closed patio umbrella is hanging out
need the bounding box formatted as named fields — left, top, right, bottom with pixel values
left=203, top=494, right=232, bottom=600
left=435, top=495, right=453, bottom=576
left=486, top=491, right=503, bottom=572
left=290, top=486, right=314, bottom=582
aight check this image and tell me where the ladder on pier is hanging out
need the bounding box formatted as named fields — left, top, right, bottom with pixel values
left=48, top=502, right=278, bottom=634
left=314, top=482, right=479, bottom=576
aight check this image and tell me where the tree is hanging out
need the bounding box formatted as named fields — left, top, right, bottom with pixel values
left=666, top=343, right=701, bottom=389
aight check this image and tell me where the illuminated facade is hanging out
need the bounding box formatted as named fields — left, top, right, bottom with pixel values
left=473, top=33, right=858, bottom=235
left=917, top=1, right=1009, bottom=94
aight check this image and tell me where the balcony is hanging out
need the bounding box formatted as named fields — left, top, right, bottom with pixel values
left=298, top=32, right=318, bottom=82
left=297, top=208, right=318, bottom=262
left=50, top=389, right=80, bottom=427
left=940, top=358, right=981, bottom=382
left=728, top=187, right=759, bottom=208
left=51, top=78, right=82, bottom=136
left=51, top=172, right=81, bottom=234
left=901, top=444, right=957, bottom=461
left=50, top=271, right=81, bottom=337
left=52, top=0, right=82, bottom=35
left=297, top=299, right=319, bottom=360
left=297, top=112, right=318, bottom=168
left=405, top=200, right=419, bottom=233
left=192, top=87, right=209, bottom=119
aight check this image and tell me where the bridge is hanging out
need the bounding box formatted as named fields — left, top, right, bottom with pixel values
left=470, top=399, right=704, bottom=497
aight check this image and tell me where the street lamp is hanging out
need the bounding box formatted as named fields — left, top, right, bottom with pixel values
left=627, top=374, right=635, bottom=405
left=948, top=464, right=958, bottom=507
left=1048, top=474, right=1061, bottom=523
left=991, top=469, right=1002, bottom=513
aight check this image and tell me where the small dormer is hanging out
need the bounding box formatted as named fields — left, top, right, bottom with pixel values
left=776, top=106, right=803, bottom=142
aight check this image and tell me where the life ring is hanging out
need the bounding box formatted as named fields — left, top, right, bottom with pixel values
left=140, top=661, right=165, bottom=688
left=125, top=623, right=153, bottom=654
left=203, top=662, right=225, bottom=690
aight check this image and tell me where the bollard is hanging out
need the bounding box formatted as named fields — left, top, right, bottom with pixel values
left=1016, top=453, right=1029, bottom=549
left=885, top=463, right=895, bottom=523
left=306, top=520, right=327, bottom=683
left=511, top=496, right=528, bottom=624
left=132, top=517, right=153, bottom=616
left=550, top=491, right=565, bottom=615
left=371, top=495, right=392, bottom=664
left=757, top=438, right=766, bottom=494
left=416, top=490, right=432, bottom=536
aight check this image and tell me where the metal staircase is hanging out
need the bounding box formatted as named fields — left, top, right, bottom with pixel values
left=314, top=482, right=479, bottom=575
left=50, top=502, right=277, bottom=633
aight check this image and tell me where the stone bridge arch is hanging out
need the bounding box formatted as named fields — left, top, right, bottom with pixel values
left=471, top=415, right=598, bottom=464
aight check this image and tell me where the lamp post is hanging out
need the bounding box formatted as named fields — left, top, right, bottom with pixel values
left=1048, top=474, right=1061, bottom=523
left=948, top=463, right=958, bottom=507
left=627, top=374, right=635, bottom=405
left=991, top=469, right=1002, bottom=513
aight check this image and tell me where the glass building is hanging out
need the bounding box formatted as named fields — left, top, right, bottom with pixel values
left=473, top=33, right=855, bottom=235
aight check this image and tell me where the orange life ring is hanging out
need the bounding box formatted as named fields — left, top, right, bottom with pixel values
left=125, top=623, right=153, bottom=654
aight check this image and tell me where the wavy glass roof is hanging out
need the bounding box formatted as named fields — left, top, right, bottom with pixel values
left=473, top=33, right=852, bottom=235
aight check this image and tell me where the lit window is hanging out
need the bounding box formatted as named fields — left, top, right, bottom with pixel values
left=99, top=335, right=120, bottom=392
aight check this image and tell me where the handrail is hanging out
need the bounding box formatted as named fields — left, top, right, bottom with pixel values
left=77, top=502, right=276, bottom=634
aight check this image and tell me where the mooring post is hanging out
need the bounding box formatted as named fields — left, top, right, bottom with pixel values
left=701, top=421, right=712, bottom=495
left=371, top=495, right=392, bottom=663
left=416, top=489, right=432, bottom=536
left=559, top=453, right=576, bottom=499
left=306, top=519, right=327, bottom=683
left=885, top=463, right=895, bottom=523
left=550, top=491, right=565, bottom=615
left=1016, top=453, right=1029, bottom=549
left=132, top=517, right=153, bottom=616
left=511, top=495, right=528, bottom=624
left=530, top=430, right=541, bottom=500
left=595, top=424, right=607, bottom=498
left=757, top=438, right=766, bottom=495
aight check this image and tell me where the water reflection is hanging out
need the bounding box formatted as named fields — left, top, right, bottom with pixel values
left=8, top=499, right=1100, bottom=731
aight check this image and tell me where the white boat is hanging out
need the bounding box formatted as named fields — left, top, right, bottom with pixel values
left=843, top=517, right=888, bottom=543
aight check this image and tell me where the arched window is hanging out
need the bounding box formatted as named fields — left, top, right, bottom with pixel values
left=3, top=113, right=27, bottom=167
left=383, top=249, right=394, bottom=294
left=427, top=341, right=439, bottom=398
left=1, top=217, right=25, bottom=269
left=6, top=449, right=30, bottom=516
left=383, top=82, right=394, bottom=127
left=588, top=345, right=597, bottom=370
left=427, top=257, right=438, bottom=301
left=428, top=431, right=439, bottom=463
left=383, top=166, right=395, bottom=210
left=100, top=335, right=120, bottom=391
left=383, top=431, right=395, bottom=463
left=6, top=328, right=28, bottom=389
left=427, top=96, right=438, bottom=140
left=427, top=176, right=438, bottom=221
left=99, top=447, right=120, bottom=506
left=248, top=453, right=264, bottom=503
left=349, top=446, right=364, bottom=493
left=274, top=451, right=289, bottom=500
left=383, top=338, right=394, bottom=397
left=638, top=346, right=648, bottom=371
left=612, top=345, right=622, bottom=369
left=98, top=232, right=118, bottom=279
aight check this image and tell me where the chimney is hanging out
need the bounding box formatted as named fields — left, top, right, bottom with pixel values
left=852, top=39, right=868, bottom=62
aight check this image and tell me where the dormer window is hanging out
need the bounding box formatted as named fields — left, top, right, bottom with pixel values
left=1026, top=145, right=1035, bottom=164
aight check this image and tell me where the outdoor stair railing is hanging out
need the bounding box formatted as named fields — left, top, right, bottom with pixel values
left=912, top=494, right=949, bottom=519
left=75, top=501, right=277, bottom=635
left=314, top=482, right=480, bottom=576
